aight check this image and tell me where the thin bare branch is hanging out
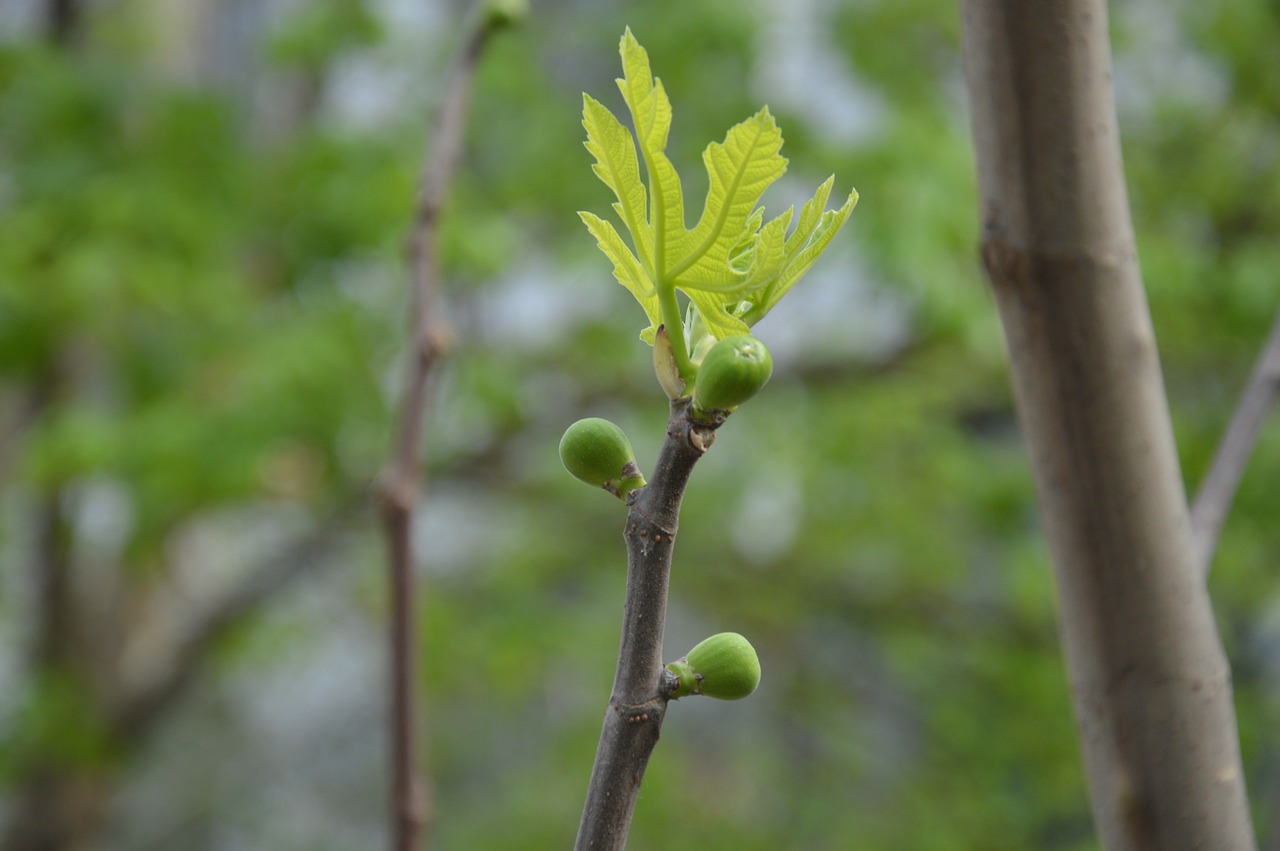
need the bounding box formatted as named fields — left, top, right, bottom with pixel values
left=1190, top=309, right=1280, bottom=577
left=377, top=8, right=512, bottom=850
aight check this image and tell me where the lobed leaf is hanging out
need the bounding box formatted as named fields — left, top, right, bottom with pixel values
left=683, top=289, right=750, bottom=340
left=617, top=29, right=686, bottom=272
left=742, top=180, right=859, bottom=325
left=579, top=211, right=661, bottom=335
left=580, top=29, right=856, bottom=345
left=582, top=94, right=653, bottom=273
left=670, top=108, right=787, bottom=288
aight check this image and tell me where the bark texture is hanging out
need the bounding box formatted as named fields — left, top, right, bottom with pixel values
left=574, top=403, right=715, bottom=850
left=959, top=3, right=1256, bottom=849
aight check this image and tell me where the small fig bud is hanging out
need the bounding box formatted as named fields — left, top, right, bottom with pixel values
left=692, top=335, right=773, bottom=414
left=484, top=0, right=529, bottom=27
left=653, top=325, right=688, bottom=400
left=666, top=632, right=760, bottom=701
left=558, top=417, right=646, bottom=499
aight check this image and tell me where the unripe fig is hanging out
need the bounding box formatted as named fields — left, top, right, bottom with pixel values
left=666, top=632, right=760, bottom=700
left=558, top=417, right=646, bottom=499
left=692, top=335, right=773, bottom=414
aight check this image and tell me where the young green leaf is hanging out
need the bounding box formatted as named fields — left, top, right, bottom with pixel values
left=579, top=210, right=662, bottom=340
left=668, top=107, right=785, bottom=290
left=741, top=177, right=860, bottom=326
left=581, top=94, right=652, bottom=274
left=615, top=31, right=686, bottom=277
left=579, top=28, right=856, bottom=355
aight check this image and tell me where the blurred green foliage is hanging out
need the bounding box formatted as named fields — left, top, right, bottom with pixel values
left=1, top=0, right=1278, bottom=849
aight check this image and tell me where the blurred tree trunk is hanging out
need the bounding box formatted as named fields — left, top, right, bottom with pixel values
left=1, top=771, right=110, bottom=851
left=959, top=2, right=1256, bottom=850
left=2, top=458, right=112, bottom=851
left=46, top=0, right=81, bottom=46
left=0, top=492, right=351, bottom=851
left=2, top=6, right=349, bottom=848
left=1, top=367, right=110, bottom=851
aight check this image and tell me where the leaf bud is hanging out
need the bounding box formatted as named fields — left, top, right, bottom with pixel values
left=558, top=417, right=646, bottom=499
left=692, top=335, right=773, bottom=414
left=652, top=325, right=688, bottom=400
left=666, top=632, right=760, bottom=700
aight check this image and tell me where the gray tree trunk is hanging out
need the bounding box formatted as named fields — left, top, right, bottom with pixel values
left=958, top=3, right=1257, bottom=849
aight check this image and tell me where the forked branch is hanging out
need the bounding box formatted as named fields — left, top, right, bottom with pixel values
left=1190, top=309, right=1280, bottom=577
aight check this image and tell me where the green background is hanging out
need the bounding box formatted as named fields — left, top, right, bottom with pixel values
left=1, top=0, right=1278, bottom=848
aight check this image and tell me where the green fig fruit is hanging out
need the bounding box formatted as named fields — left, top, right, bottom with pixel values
left=666, top=632, right=761, bottom=700
left=692, top=335, right=773, bottom=414
left=558, top=417, right=646, bottom=499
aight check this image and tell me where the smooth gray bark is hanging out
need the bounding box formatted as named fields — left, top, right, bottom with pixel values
left=959, top=3, right=1256, bottom=849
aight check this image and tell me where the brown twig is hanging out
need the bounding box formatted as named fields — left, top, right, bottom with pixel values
left=1190, top=309, right=1280, bottom=577
left=574, top=402, right=717, bottom=850
left=376, top=8, right=510, bottom=850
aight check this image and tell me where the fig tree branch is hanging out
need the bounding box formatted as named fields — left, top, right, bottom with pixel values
left=1190, top=308, right=1280, bottom=577
left=574, top=401, right=717, bottom=851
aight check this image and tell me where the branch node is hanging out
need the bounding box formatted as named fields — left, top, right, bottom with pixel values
left=612, top=693, right=668, bottom=722
left=422, top=324, right=457, bottom=363
left=689, top=424, right=716, bottom=453
left=377, top=470, right=418, bottom=519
